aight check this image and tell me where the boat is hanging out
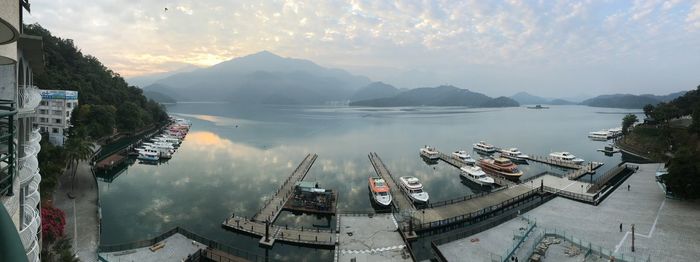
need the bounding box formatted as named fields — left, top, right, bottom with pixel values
left=399, top=176, right=429, bottom=203
left=549, top=152, right=585, bottom=164
left=452, top=150, right=476, bottom=165
left=419, top=145, right=439, bottom=160
left=597, top=144, right=620, bottom=154
left=137, top=146, right=171, bottom=159
left=137, top=149, right=159, bottom=161
left=498, top=148, right=529, bottom=162
left=368, top=177, right=392, bottom=207
left=459, top=166, right=495, bottom=186
left=588, top=130, right=610, bottom=141
left=527, top=105, right=549, bottom=109
left=477, top=157, right=524, bottom=178
left=473, top=141, right=496, bottom=153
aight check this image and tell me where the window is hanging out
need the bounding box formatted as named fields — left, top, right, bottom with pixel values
left=66, top=111, right=70, bottom=117
left=52, top=128, right=59, bottom=133
left=66, top=102, right=72, bottom=108
left=54, top=119, right=61, bottom=124
left=39, top=117, right=48, bottom=123
left=39, top=109, right=47, bottom=114
left=51, top=101, right=63, bottom=107
left=40, top=101, right=48, bottom=106
left=53, top=110, right=62, bottom=115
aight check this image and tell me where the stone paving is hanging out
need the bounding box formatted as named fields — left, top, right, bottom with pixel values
left=438, top=163, right=700, bottom=262
left=99, top=233, right=206, bottom=261
left=336, top=213, right=412, bottom=262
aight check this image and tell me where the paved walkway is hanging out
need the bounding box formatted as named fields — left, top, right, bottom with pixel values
left=438, top=163, right=700, bottom=262
left=53, top=159, right=100, bottom=262
left=336, top=214, right=411, bottom=262
left=99, top=233, right=205, bottom=261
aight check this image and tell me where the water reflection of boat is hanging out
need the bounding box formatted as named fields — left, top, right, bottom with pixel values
left=527, top=105, right=549, bottom=109
left=420, top=154, right=439, bottom=165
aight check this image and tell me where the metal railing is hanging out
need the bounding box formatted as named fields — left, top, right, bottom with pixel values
left=97, top=227, right=265, bottom=262
left=0, top=99, right=16, bottom=197
left=588, top=164, right=633, bottom=193
left=525, top=228, right=651, bottom=262
left=19, top=205, right=38, bottom=249
left=18, top=85, right=42, bottom=113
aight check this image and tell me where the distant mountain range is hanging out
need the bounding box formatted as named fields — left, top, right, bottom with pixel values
left=349, top=85, right=519, bottom=107
left=127, top=64, right=200, bottom=88
left=580, top=91, right=687, bottom=109
left=509, top=91, right=688, bottom=109
left=136, top=51, right=690, bottom=109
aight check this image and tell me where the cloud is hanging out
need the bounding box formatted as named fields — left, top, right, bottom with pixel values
left=22, top=0, right=700, bottom=96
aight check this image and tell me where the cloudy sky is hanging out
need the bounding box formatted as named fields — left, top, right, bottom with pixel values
left=25, top=0, right=700, bottom=97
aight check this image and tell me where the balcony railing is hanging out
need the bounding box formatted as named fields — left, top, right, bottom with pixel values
left=18, top=85, right=42, bottom=114
left=25, top=236, right=39, bottom=262
left=0, top=100, right=16, bottom=197
left=28, top=130, right=40, bottom=145
left=19, top=204, right=39, bottom=251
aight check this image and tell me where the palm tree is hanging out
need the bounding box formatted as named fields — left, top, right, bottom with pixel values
left=64, top=135, right=94, bottom=198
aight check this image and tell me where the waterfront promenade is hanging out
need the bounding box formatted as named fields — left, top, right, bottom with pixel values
left=53, top=159, right=100, bottom=262
left=436, top=163, right=700, bottom=261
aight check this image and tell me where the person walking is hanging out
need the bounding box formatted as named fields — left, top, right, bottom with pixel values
left=628, top=184, right=631, bottom=191
left=620, top=223, right=623, bottom=232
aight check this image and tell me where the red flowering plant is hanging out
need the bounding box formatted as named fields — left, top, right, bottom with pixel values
left=41, top=206, right=66, bottom=242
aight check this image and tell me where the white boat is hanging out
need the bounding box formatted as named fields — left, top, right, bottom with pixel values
left=473, top=141, right=496, bottom=153
left=137, top=149, right=159, bottom=161
left=154, top=136, right=181, bottom=147
left=608, top=127, right=622, bottom=138
left=368, top=177, right=392, bottom=207
left=137, top=146, right=171, bottom=159
left=498, top=148, right=529, bottom=162
left=549, top=152, right=585, bottom=164
left=460, top=166, right=495, bottom=186
left=399, top=176, right=429, bottom=203
left=588, top=130, right=610, bottom=140
left=419, top=145, right=439, bottom=160
left=452, top=150, right=476, bottom=165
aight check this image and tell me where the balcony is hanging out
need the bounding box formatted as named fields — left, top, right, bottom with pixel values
left=0, top=100, right=16, bottom=197
left=25, top=235, right=39, bottom=262
left=19, top=204, right=39, bottom=252
left=28, top=129, right=40, bottom=145
left=18, top=86, right=42, bottom=114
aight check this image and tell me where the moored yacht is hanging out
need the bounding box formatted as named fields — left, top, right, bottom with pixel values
left=419, top=145, right=439, bottom=160
left=587, top=130, right=610, bottom=141
left=368, top=177, right=392, bottom=207
left=477, top=157, right=523, bottom=178
left=137, top=148, right=159, bottom=161
left=459, top=166, right=495, bottom=186
left=452, top=150, right=476, bottom=165
left=498, top=148, right=529, bottom=162
left=399, top=176, right=429, bottom=203
left=473, top=141, right=496, bottom=153
left=549, top=152, right=585, bottom=164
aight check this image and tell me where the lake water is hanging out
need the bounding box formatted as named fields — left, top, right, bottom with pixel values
left=98, top=103, right=640, bottom=261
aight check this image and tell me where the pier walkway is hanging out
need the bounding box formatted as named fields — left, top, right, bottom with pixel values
left=368, top=152, right=416, bottom=212
left=526, top=155, right=604, bottom=177
left=253, top=153, right=317, bottom=222
left=223, top=154, right=337, bottom=247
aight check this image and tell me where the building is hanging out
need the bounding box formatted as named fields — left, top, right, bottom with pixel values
left=0, top=0, right=45, bottom=261
left=36, top=89, right=78, bottom=145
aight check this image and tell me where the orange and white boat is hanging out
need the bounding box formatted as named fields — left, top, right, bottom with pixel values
left=368, top=177, right=392, bottom=207
left=477, top=157, right=524, bottom=178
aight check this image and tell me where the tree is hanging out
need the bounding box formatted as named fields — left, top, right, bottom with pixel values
left=666, top=147, right=700, bottom=199
left=63, top=135, right=94, bottom=198
left=643, top=104, right=654, bottom=119
left=622, top=114, right=638, bottom=136
left=116, top=102, right=142, bottom=133
left=691, top=104, right=700, bottom=134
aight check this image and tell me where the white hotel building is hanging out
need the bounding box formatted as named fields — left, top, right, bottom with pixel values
left=36, top=89, right=78, bottom=146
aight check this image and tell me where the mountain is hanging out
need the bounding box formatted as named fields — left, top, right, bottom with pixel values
left=143, top=90, right=176, bottom=104
left=350, top=82, right=400, bottom=102
left=641, top=91, right=688, bottom=102
left=581, top=94, right=663, bottom=109
left=127, top=64, right=199, bottom=88
left=548, top=99, right=576, bottom=105
left=510, top=92, right=549, bottom=105
left=349, top=85, right=519, bottom=108
left=481, top=96, right=520, bottom=108
left=144, top=51, right=371, bottom=104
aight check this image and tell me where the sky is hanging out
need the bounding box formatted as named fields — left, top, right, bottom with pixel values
left=24, top=0, right=700, bottom=97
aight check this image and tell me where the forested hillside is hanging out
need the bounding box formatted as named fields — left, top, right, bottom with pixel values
left=24, top=24, right=168, bottom=138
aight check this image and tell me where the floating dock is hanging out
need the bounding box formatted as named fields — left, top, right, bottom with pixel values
left=435, top=151, right=516, bottom=187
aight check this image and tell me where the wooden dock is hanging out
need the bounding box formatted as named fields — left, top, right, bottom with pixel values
left=435, top=151, right=516, bottom=187
left=566, top=162, right=604, bottom=180
left=369, top=152, right=541, bottom=232
left=95, top=153, right=127, bottom=170
left=368, top=152, right=417, bottom=212
left=252, top=153, right=317, bottom=222
left=222, top=154, right=331, bottom=247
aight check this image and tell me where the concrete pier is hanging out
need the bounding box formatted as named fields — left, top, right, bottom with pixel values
left=335, top=213, right=413, bottom=262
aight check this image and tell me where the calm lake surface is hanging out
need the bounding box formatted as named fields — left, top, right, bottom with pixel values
left=98, top=104, right=640, bottom=261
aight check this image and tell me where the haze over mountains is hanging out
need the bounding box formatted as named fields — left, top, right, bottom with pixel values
left=133, top=51, right=691, bottom=109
